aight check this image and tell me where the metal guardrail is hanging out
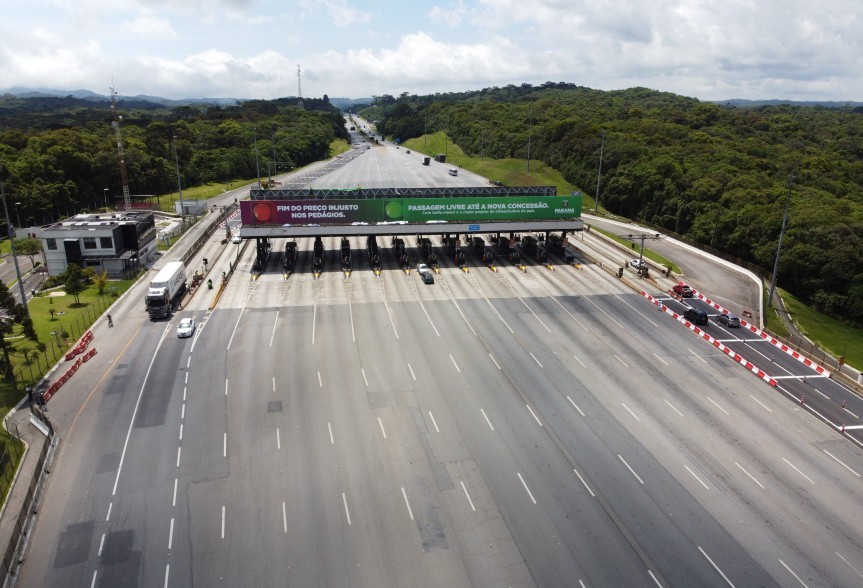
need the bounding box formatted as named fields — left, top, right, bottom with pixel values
left=251, top=186, right=559, bottom=200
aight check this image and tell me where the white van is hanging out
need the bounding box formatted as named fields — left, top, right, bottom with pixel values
left=448, top=168, right=458, bottom=176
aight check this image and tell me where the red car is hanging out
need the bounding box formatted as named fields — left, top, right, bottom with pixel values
left=673, top=283, right=693, bottom=297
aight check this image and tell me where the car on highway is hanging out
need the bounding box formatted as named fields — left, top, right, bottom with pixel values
left=628, top=258, right=647, bottom=270
left=176, top=317, right=196, bottom=338
left=683, top=307, right=709, bottom=326
left=448, top=168, right=458, bottom=176
left=421, top=271, right=435, bottom=284
left=417, top=263, right=430, bottom=275
left=718, top=312, right=741, bottom=328
left=673, top=283, right=693, bottom=297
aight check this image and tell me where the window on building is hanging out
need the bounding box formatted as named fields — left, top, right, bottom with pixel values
left=83, top=237, right=97, bottom=250
left=100, top=237, right=113, bottom=249
left=46, top=238, right=57, bottom=250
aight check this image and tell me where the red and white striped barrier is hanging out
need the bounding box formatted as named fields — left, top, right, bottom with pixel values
left=642, top=291, right=777, bottom=386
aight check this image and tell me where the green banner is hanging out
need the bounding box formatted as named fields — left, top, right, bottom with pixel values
left=385, top=195, right=581, bottom=222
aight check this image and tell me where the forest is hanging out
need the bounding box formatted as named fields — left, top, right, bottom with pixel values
left=371, top=83, right=863, bottom=326
left=0, top=94, right=349, bottom=223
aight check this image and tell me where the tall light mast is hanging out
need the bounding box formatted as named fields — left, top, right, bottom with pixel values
left=109, top=83, right=132, bottom=211
left=297, top=64, right=304, bottom=110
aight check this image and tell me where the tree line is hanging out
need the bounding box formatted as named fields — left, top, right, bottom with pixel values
left=0, top=94, right=349, bottom=225
left=371, top=84, right=863, bottom=326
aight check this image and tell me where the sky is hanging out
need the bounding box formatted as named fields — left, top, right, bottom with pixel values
left=1, top=0, right=861, bottom=102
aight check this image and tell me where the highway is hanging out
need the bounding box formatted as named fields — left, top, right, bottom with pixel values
left=18, top=136, right=863, bottom=587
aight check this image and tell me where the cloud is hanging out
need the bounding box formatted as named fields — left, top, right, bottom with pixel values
left=123, top=15, right=178, bottom=38
left=428, top=0, right=468, bottom=28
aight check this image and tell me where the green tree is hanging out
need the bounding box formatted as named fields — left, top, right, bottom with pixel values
left=13, top=237, right=41, bottom=266
left=0, top=281, right=38, bottom=388
left=64, top=263, right=87, bottom=305
left=92, top=270, right=109, bottom=295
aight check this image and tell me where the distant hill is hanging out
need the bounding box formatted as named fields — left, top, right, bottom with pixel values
left=714, top=98, right=863, bottom=108
left=0, top=87, right=242, bottom=107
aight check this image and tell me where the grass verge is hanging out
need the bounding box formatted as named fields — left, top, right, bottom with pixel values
left=590, top=226, right=681, bottom=273
left=780, top=288, right=862, bottom=369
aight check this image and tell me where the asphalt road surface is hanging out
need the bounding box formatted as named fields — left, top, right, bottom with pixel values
left=19, top=139, right=863, bottom=588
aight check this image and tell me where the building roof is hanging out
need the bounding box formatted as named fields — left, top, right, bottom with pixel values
left=42, top=211, right=153, bottom=232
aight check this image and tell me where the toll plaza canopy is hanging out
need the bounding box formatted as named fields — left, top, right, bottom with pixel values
left=239, top=186, right=583, bottom=238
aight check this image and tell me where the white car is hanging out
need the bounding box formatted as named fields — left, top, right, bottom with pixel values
left=417, top=263, right=430, bottom=275
left=176, top=317, right=196, bottom=338
left=628, top=258, right=647, bottom=270
left=231, top=234, right=242, bottom=244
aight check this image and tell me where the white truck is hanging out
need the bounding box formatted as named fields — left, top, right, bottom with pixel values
left=145, top=261, right=187, bottom=319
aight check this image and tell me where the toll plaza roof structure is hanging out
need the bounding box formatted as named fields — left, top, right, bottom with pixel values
left=239, top=186, right=583, bottom=239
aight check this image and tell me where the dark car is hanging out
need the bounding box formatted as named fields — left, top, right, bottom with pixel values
left=683, top=307, right=709, bottom=326
left=718, top=312, right=741, bottom=328
left=421, top=272, right=435, bottom=285
left=673, top=283, right=693, bottom=297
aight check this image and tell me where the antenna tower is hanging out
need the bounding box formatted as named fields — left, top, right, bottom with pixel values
left=297, top=64, right=304, bottom=110
left=109, top=83, right=132, bottom=211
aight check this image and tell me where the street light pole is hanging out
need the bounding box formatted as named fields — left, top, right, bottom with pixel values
left=594, top=129, right=605, bottom=213
left=768, top=175, right=795, bottom=307
left=14, top=202, right=21, bottom=228
left=0, top=180, right=30, bottom=320
left=172, top=135, right=185, bottom=226
left=103, top=188, right=109, bottom=209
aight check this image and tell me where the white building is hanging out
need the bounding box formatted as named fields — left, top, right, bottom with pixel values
left=37, top=211, right=158, bottom=277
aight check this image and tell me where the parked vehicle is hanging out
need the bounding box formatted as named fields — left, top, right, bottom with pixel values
left=673, top=283, right=693, bottom=297
left=683, top=307, right=709, bottom=326
left=629, top=258, right=647, bottom=270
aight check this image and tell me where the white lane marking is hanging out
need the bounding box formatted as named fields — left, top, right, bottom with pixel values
left=361, top=368, right=368, bottom=387
left=221, top=505, right=225, bottom=539
left=573, top=468, right=595, bottom=497
left=442, top=283, right=478, bottom=337
left=179, top=423, right=183, bottom=441
left=835, top=551, right=863, bottom=579
left=312, top=298, right=317, bottom=345
left=225, top=379, right=229, bottom=396
left=106, top=502, right=112, bottom=522
left=408, top=363, right=416, bottom=381
left=652, top=352, right=669, bottom=366
left=782, top=458, right=815, bottom=485
left=482, top=297, right=515, bottom=334
left=317, top=372, right=322, bottom=388
left=187, top=356, right=191, bottom=369
left=621, top=402, right=640, bottom=422
left=184, top=372, right=188, bottom=385
left=378, top=416, right=387, bottom=439
left=778, top=559, right=809, bottom=587
left=112, top=323, right=172, bottom=496
left=814, top=388, right=829, bottom=399
left=582, top=295, right=625, bottom=329
left=172, top=479, right=178, bottom=507
left=181, top=403, right=185, bottom=420
left=579, top=580, right=587, bottom=588
left=843, top=406, right=861, bottom=419
left=529, top=352, right=544, bottom=368
left=618, top=455, right=644, bottom=485
left=223, top=433, right=227, bottom=457
left=526, top=404, right=543, bottom=427
left=614, top=355, right=629, bottom=368
left=699, top=546, right=735, bottom=587
left=226, top=307, right=246, bottom=351
left=647, top=570, right=663, bottom=587
left=342, top=492, right=352, bottom=526
left=348, top=291, right=356, bottom=343
left=164, top=565, right=170, bottom=588
left=519, top=297, right=552, bottom=333
left=689, top=349, right=708, bottom=363
left=413, top=288, right=441, bottom=337
left=615, top=293, right=660, bottom=327
left=98, top=533, right=105, bottom=556
left=776, top=383, right=840, bottom=427
left=489, top=353, right=501, bottom=370
left=735, top=462, right=765, bottom=489
left=401, top=486, right=414, bottom=520
left=176, top=447, right=182, bottom=468
left=460, top=480, right=476, bottom=512
left=282, top=501, right=287, bottom=533
left=822, top=449, right=861, bottom=477
left=276, top=427, right=281, bottom=450
left=91, top=571, right=98, bottom=588
left=567, top=395, right=586, bottom=417
left=685, top=465, right=710, bottom=490
left=450, top=354, right=461, bottom=372
left=550, top=296, right=589, bottom=332
left=269, top=309, right=279, bottom=347
left=706, top=396, right=730, bottom=415
left=572, top=354, right=587, bottom=368
left=183, top=386, right=186, bottom=402
left=168, top=517, right=174, bottom=549
left=517, top=472, right=537, bottom=504
left=749, top=395, right=773, bottom=413
left=382, top=295, right=400, bottom=339
left=328, top=421, right=335, bottom=445
left=428, top=411, right=440, bottom=433
left=663, top=398, right=684, bottom=417
left=480, top=408, right=495, bottom=431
